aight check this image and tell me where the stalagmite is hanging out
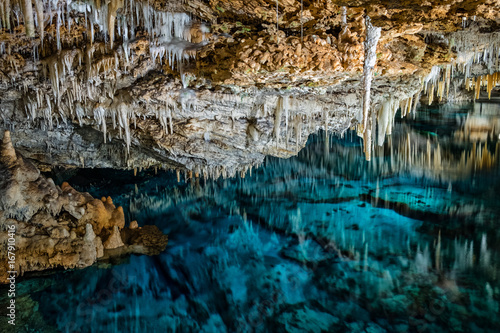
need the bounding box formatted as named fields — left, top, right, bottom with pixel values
left=1, top=130, right=17, bottom=163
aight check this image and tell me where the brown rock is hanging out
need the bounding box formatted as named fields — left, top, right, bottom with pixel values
left=103, top=226, right=125, bottom=250
left=0, top=111, right=168, bottom=284
left=0, top=131, right=17, bottom=165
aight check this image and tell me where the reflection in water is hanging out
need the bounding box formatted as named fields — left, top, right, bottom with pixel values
left=12, top=102, right=500, bottom=332
left=466, top=73, right=500, bottom=100
left=368, top=102, right=500, bottom=181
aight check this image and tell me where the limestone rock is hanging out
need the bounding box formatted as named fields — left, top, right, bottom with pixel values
left=103, top=226, right=125, bottom=250
left=0, top=134, right=168, bottom=283
left=121, top=225, right=169, bottom=256
left=96, top=237, right=104, bottom=258
left=49, top=227, right=70, bottom=239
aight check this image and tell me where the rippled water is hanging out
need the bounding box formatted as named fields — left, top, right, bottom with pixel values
left=12, top=102, right=500, bottom=332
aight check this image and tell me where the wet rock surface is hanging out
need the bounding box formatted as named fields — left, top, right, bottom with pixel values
left=0, top=0, right=498, bottom=173
left=8, top=102, right=498, bottom=332
left=0, top=131, right=167, bottom=283
left=0, top=2, right=498, bottom=331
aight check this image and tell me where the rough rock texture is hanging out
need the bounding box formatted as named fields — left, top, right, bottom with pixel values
left=0, top=131, right=168, bottom=283
left=2, top=73, right=424, bottom=176
left=0, top=0, right=498, bottom=172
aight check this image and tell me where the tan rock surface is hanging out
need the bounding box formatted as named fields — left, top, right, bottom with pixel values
left=0, top=0, right=497, bottom=173
left=0, top=131, right=168, bottom=283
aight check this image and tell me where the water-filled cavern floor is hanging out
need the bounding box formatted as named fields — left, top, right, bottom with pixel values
left=5, top=102, right=500, bottom=333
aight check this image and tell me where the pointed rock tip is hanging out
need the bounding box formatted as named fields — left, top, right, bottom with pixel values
left=1, top=130, right=17, bottom=162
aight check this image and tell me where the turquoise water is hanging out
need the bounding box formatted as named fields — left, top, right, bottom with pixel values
left=9, top=102, right=500, bottom=332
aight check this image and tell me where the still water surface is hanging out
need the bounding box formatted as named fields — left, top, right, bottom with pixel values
left=15, top=102, right=500, bottom=332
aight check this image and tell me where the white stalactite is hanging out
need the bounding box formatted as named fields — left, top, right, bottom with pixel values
left=33, top=0, right=44, bottom=44
left=21, top=0, right=35, bottom=37
left=1, top=0, right=11, bottom=30
left=361, top=16, right=381, bottom=161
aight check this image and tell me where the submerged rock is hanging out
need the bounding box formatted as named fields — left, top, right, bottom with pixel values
left=0, top=131, right=168, bottom=283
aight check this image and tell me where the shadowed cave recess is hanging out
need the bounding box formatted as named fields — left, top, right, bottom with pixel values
left=0, top=0, right=500, bottom=332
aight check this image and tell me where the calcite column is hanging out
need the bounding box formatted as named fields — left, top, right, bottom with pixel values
left=21, top=0, right=35, bottom=37
left=33, top=0, right=44, bottom=43
left=361, top=16, right=381, bottom=161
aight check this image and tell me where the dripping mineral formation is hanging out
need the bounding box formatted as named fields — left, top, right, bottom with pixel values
left=0, top=0, right=499, bottom=174
left=0, top=131, right=167, bottom=282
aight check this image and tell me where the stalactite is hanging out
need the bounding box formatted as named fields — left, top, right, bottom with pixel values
left=360, top=16, right=381, bottom=161
left=300, top=0, right=303, bottom=43
left=475, top=75, right=481, bottom=100
left=94, top=106, right=107, bottom=142
left=56, top=7, right=62, bottom=50
left=274, top=97, right=283, bottom=144
left=276, top=0, right=279, bottom=43
left=33, top=0, right=44, bottom=46
left=284, top=95, right=290, bottom=136
left=21, top=0, right=35, bottom=37
left=341, top=7, right=347, bottom=25
left=108, top=0, right=124, bottom=49
left=1, top=0, right=11, bottom=30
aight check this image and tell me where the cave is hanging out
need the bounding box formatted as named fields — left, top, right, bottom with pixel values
left=1, top=0, right=500, bottom=332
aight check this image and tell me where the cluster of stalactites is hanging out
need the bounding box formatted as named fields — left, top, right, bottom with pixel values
left=77, top=0, right=197, bottom=71
left=0, top=0, right=43, bottom=39
left=1, top=0, right=197, bottom=68
left=452, top=31, right=499, bottom=78
left=22, top=44, right=127, bottom=129
left=93, top=91, right=198, bottom=153
left=131, top=164, right=262, bottom=187
left=270, top=89, right=424, bottom=162
left=21, top=48, right=85, bottom=130
left=271, top=95, right=344, bottom=153
left=170, top=163, right=260, bottom=182
left=465, top=72, right=500, bottom=100
left=271, top=91, right=424, bottom=161
left=20, top=44, right=136, bottom=149
left=376, top=95, right=418, bottom=146
left=355, top=93, right=419, bottom=162
left=6, top=0, right=200, bottom=155
left=93, top=96, right=137, bottom=154
left=422, top=31, right=500, bottom=104
left=398, top=135, right=499, bottom=178
left=424, top=65, right=499, bottom=104
left=423, top=65, right=452, bottom=105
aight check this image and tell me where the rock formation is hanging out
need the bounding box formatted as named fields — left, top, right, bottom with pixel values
left=0, top=0, right=498, bottom=174
left=0, top=131, right=167, bottom=283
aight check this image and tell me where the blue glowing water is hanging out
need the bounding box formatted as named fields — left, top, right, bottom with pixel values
left=12, top=102, right=500, bottom=332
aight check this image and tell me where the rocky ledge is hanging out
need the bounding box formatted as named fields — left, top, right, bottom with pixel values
left=0, top=131, right=167, bottom=283
left=0, top=0, right=499, bottom=172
